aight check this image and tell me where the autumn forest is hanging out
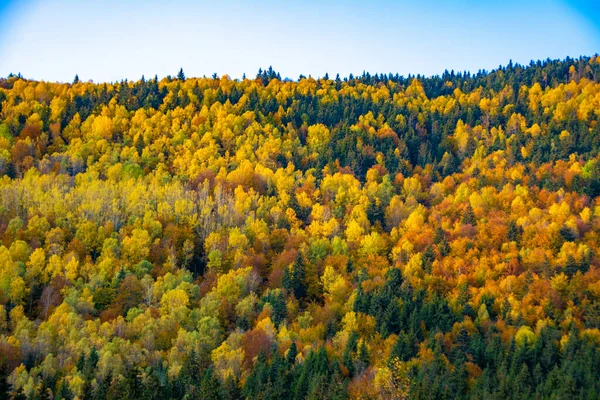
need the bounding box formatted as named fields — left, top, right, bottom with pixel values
left=1, top=56, right=600, bottom=399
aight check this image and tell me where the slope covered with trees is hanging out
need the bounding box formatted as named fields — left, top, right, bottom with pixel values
left=0, top=55, right=600, bottom=399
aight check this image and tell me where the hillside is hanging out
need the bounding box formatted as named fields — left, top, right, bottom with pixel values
left=1, top=56, right=600, bottom=399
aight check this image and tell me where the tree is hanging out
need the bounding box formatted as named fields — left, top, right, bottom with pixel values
left=462, top=204, right=476, bottom=225
left=0, top=357, right=9, bottom=400
left=507, top=220, right=520, bottom=242
left=177, top=68, right=186, bottom=81
left=390, top=333, right=416, bottom=362
left=287, top=342, right=298, bottom=365
left=201, top=368, right=221, bottom=399
left=282, top=259, right=307, bottom=301
left=356, top=340, right=370, bottom=373
left=381, top=299, right=401, bottom=337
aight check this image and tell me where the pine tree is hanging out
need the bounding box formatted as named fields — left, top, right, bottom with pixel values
left=0, top=358, right=9, bottom=400
left=220, top=375, right=240, bottom=400
left=507, top=220, right=520, bottom=242
left=390, top=332, right=416, bottom=362
left=184, top=349, right=201, bottom=385
left=422, top=245, right=436, bottom=271
left=177, top=68, right=186, bottom=81
left=381, top=299, right=401, bottom=337
left=93, top=372, right=111, bottom=400
left=462, top=204, right=476, bottom=225
left=294, top=364, right=310, bottom=400
left=200, top=368, right=220, bottom=400
left=564, top=255, right=580, bottom=277
left=282, top=257, right=307, bottom=301
left=356, top=340, right=370, bottom=373
left=386, top=267, right=403, bottom=291
left=58, top=378, right=73, bottom=400
left=76, top=351, right=86, bottom=372
left=287, top=342, right=298, bottom=365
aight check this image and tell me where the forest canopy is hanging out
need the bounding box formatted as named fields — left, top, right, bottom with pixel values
left=0, top=55, right=600, bottom=399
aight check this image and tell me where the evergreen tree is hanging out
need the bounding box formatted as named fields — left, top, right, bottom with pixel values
left=0, top=358, right=9, bottom=400
left=200, top=368, right=220, bottom=400
left=356, top=340, right=370, bottom=373
left=381, top=299, right=401, bottom=337
left=58, top=378, right=74, bottom=400
left=390, top=332, right=417, bottom=362
left=177, top=68, right=186, bottom=81
left=287, top=342, right=298, bottom=365
left=282, top=257, right=307, bottom=301
left=220, top=375, right=240, bottom=400
left=462, top=204, right=476, bottom=225
left=507, top=220, right=520, bottom=242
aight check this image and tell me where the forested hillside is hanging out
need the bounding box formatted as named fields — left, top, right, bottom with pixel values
left=1, top=56, right=600, bottom=399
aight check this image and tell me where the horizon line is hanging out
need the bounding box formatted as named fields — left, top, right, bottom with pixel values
left=3, top=53, right=599, bottom=85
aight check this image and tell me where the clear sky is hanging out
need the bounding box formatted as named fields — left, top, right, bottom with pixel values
left=0, top=0, right=598, bottom=83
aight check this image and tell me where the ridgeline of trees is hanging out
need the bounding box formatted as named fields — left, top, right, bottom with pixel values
left=0, top=55, right=600, bottom=398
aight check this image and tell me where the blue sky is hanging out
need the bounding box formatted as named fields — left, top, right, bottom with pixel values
left=0, top=0, right=598, bottom=82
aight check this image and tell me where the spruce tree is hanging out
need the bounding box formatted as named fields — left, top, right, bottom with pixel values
left=177, top=68, right=186, bottom=81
